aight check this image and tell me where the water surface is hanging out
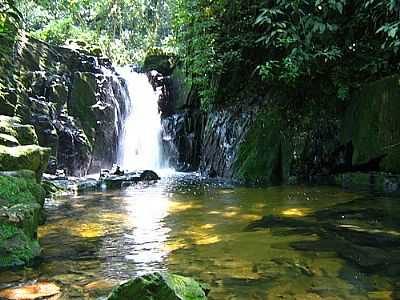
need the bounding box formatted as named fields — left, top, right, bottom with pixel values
left=1, top=173, right=399, bottom=299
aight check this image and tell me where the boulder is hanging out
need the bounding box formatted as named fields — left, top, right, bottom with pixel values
left=107, top=272, right=209, bottom=300
left=0, top=145, right=50, bottom=180
left=140, top=170, right=161, bottom=181
left=0, top=115, right=38, bottom=145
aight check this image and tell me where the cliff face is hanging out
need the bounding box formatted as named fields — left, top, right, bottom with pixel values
left=157, top=63, right=400, bottom=186
left=1, top=33, right=128, bottom=176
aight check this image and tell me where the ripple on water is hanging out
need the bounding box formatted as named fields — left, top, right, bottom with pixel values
left=1, top=175, right=400, bottom=299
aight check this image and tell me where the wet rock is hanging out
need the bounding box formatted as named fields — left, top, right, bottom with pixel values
left=0, top=281, right=61, bottom=299
left=140, top=170, right=161, bottom=181
left=201, top=109, right=256, bottom=178
left=161, top=111, right=204, bottom=171
left=102, top=170, right=160, bottom=189
left=0, top=133, right=20, bottom=147
left=107, top=272, right=209, bottom=300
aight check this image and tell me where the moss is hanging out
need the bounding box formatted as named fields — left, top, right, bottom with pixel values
left=342, top=75, right=400, bottom=173
left=0, top=176, right=45, bottom=269
left=0, top=224, right=41, bottom=269
left=143, top=48, right=175, bottom=76
left=233, top=110, right=290, bottom=185
left=107, top=272, right=208, bottom=300
left=0, top=115, right=38, bottom=145
left=69, top=72, right=98, bottom=145
left=0, top=145, right=50, bottom=180
left=170, top=65, right=192, bottom=110
left=0, top=175, right=46, bottom=207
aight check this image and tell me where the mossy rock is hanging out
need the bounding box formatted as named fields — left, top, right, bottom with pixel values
left=69, top=72, right=98, bottom=144
left=0, top=223, right=41, bottom=269
left=342, top=74, right=400, bottom=173
left=143, top=49, right=175, bottom=76
left=0, top=174, right=46, bottom=211
left=0, top=115, right=38, bottom=145
left=233, top=110, right=290, bottom=185
left=107, top=272, right=209, bottom=300
left=0, top=173, right=45, bottom=234
left=0, top=133, right=20, bottom=146
left=0, top=145, right=50, bottom=180
left=0, top=175, right=46, bottom=269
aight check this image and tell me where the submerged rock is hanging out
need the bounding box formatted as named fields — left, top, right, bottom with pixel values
left=107, top=272, right=209, bottom=300
left=0, top=281, right=61, bottom=299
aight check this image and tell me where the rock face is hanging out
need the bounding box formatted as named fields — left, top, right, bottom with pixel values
left=152, top=66, right=205, bottom=171
left=341, top=74, right=400, bottom=174
left=200, top=109, right=256, bottom=178
left=162, top=111, right=204, bottom=171
left=2, top=34, right=129, bottom=176
left=107, top=272, right=209, bottom=300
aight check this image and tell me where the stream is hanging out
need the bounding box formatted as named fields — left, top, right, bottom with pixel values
left=1, top=172, right=399, bottom=299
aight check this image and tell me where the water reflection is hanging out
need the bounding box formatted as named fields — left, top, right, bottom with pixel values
left=121, top=183, right=171, bottom=273
left=1, top=176, right=400, bottom=300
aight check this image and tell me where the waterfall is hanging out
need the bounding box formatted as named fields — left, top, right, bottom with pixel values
left=116, top=66, right=163, bottom=171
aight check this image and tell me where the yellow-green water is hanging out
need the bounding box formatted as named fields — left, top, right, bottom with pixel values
left=1, top=173, right=399, bottom=299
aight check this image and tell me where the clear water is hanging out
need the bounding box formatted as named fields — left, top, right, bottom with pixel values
left=115, top=67, right=163, bottom=171
left=1, top=174, right=399, bottom=299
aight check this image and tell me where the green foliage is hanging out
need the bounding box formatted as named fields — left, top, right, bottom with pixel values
left=255, top=0, right=400, bottom=99
left=169, top=0, right=400, bottom=110
left=31, top=17, right=95, bottom=46
left=143, top=47, right=175, bottom=75
left=17, top=0, right=174, bottom=64
left=170, top=0, right=262, bottom=109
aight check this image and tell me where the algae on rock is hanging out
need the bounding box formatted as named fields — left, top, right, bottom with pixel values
left=0, top=175, right=46, bottom=269
left=107, top=272, right=209, bottom=300
left=0, top=145, right=50, bottom=180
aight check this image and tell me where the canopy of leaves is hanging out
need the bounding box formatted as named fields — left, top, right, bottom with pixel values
left=170, top=0, right=400, bottom=109
left=16, top=0, right=173, bottom=64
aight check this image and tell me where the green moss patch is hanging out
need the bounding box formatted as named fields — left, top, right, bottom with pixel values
left=107, top=272, right=208, bottom=300
left=0, top=175, right=46, bottom=269
left=342, top=75, right=400, bottom=173
left=0, top=223, right=41, bottom=269
left=0, top=115, right=38, bottom=145
left=0, top=145, right=50, bottom=180
left=69, top=72, right=98, bottom=144
left=233, top=110, right=290, bottom=185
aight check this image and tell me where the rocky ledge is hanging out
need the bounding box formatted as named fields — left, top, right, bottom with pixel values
left=43, top=169, right=161, bottom=192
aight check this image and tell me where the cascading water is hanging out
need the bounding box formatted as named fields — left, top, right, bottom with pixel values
left=116, top=66, right=163, bottom=170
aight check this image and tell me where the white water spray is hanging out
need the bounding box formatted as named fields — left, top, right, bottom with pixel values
left=116, top=66, right=163, bottom=170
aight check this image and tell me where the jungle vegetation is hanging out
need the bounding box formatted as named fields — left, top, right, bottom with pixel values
left=1, top=0, right=400, bottom=109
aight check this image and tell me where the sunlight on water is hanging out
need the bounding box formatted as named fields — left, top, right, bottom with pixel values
left=2, top=178, right=400, bottom=300
left=116, top=66, right=163, bottom=170
left=121, top=184, right=171, bottom=273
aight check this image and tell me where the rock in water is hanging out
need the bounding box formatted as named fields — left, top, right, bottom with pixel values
left=107, top=272, right=209, bottom=300
left=0, top=281, right=60, bottom=299
left=139, top=170, right=161, bottom=181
